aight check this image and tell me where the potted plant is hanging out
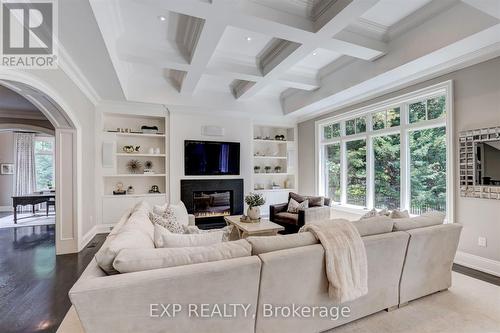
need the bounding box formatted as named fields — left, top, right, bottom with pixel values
left=245, top=192, right=265, bottom=220
left=264, top=166, right=272, bottom=173
left=254, top=166, right=261, bottom=174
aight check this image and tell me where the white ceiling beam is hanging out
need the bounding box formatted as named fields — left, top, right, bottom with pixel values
left=278, top=73, right=320, bottom=90
left=461, top=0, right=500, bottom=19
left=236, top=0, right=380, bottom=99
left=179, top=19, right=226, bottom=94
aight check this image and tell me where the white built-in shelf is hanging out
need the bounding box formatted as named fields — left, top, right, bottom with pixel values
left=103, top=173, right=167, bottom=177
left=253, top=139, right=293, bottom=144
left=105, top=131, right=166, bottom=138
left=116, top=153, right=166, bottom=157
left=254, top=173, right=293, bottom=176
left=253, top=156, right=287, bottom=159
left=102, top=193, right=166, bottom=198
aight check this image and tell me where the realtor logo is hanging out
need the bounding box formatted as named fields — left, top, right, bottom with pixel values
left=1, top=0, right=58, bottom=68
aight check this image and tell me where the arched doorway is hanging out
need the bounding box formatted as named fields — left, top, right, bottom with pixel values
left=0, top=75, right=81, bottom=255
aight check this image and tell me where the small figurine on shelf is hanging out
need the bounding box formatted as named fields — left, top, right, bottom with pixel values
left=127, top=159, right=142, bottom=173
left=274, top=134, right=286, bottom=141
left=254, top=166, right=261, bottom=174
left=149, top=185, right=160, bottom=193
left=127, top=186, right=135, bottom=194
left=264, top=166, right=272, bottom=173
left=113, top=182, right=126, bottom=195
left=274, top=166, right=282, bottom=173
left=271, top=182, right=281, bottom=190
left=144, top=161, right=154, bottom=174
left=123, top=145, right=140, bottom=153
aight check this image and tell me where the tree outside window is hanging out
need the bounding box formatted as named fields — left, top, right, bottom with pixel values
left=374, top=134, right=401, bottom=210
left=35, top=137, right=55, bottom=191
left=346, top=139, right=366, bottom=207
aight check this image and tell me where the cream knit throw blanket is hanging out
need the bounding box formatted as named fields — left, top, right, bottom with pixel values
left=300, top=219, right=368, bottom=303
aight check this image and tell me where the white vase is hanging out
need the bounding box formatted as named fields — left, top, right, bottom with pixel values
left=247, top=206, right=260, bottom=220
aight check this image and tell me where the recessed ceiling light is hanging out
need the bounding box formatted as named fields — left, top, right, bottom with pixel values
left=246, top=37, right=252, bottom=41
left=312, top=51, right=318, bottom=56
left=158, top=15, right=166, bottom=21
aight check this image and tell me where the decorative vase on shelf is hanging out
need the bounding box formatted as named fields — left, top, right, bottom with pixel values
left=247, top=206, right=261, bottom=220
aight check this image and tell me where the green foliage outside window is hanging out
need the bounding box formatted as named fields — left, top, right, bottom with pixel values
left=325, top=144, right=341, bottom=202
left=346, top=139, right=366, bottom=206
left=35, top=138, right=54, bottom=191
left=374, top=134, right=401, bottom=210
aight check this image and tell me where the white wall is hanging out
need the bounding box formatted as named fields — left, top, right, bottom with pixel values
left=169, top=110, right=253, bottom=204
left=0, top=132, right=14, bottom=209
left=298, top=56, right=500, bottom=270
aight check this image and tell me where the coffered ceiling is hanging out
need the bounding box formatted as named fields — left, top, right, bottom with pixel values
left=89, top=0, right=500, bottom=119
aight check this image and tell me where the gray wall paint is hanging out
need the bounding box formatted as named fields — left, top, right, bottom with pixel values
left=0, top=132, right=14, bottom=208
left=298, top=56, right=500, bottom=262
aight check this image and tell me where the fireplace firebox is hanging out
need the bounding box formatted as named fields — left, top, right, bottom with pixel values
left=181, top=179, right=243, bottom=229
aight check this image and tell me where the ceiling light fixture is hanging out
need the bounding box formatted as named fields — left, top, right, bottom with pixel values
left=246, top=37, right=252, bottom=41
left=158, top=15, right=166, bottom=21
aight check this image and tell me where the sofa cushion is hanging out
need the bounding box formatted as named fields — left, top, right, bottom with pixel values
left=153, top=201, right=190, bottom=227
left=113, top=239, right=252, bottom=273
left=274, top=212, right=299, bottom=226
left=287, top=198, right=309, bottom=213
left=289, top=192, right=326, bottom=207
left=154, top=224, right=224, bottom=248
left=352, top=216, right=394, bottom=236
left=307, top=196, right=325, bottom=207
left=392, top=211, right=445, bottom=231
left=289, top=192, right=307, bottom=203
left=95, top=205, right=155, bottom=274
left=247, top=232, right=318, bottom=255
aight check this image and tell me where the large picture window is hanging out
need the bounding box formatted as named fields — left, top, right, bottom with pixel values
left=317, top=82, right=452, bottom=219
left=34, top=136, right=55, bottom=191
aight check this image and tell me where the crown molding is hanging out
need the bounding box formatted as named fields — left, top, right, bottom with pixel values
left=58, top=43, right=101, bottom=106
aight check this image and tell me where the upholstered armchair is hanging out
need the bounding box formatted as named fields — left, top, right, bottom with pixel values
left=269, top=193, right=331, bottom=233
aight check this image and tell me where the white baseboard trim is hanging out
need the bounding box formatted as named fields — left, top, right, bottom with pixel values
left=78, top=223, right=114, bottom=252
left=455, top=251, right=500, bottom=277
left=0, top=206, right=13, bottom=212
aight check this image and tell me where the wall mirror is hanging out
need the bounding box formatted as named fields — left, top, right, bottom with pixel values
left=475, top=140, right=500, bottom=186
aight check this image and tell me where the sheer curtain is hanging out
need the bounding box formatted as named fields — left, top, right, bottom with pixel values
left=14, top=133, right=36, bottom=212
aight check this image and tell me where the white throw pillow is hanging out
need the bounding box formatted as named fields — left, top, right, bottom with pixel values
left=149, top=210, right=184, bottom=234
left=154, top=224, right=224, bottom=248
left=360, top=208, right=378, bottom=220
left=169, top=201, right=189, bottom=226
left=390, top=209, right=410, bottom=219
left=287, top=198, right=309, bottom=213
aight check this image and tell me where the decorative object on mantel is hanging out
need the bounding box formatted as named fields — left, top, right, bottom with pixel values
left=127, top=159, right=142, bottom=173
left=149, top=185, right=160, bottom=193
left=113, top=182, right=126, bottom=195
left=127, top=186, right=135, bottom=194
left=245, top=192, right=265, bottom=220
left=264, top=166, right=272, bottom=173
left=144, top=161, right=154, bottom=174
left=271, top=182, right=281, bottom=190
left=254, top=166, right=261, bottom=174
left=0, top=163, right=14, bottom=175
left=122, top=145, right=140, bottom=153
left=459, top=126, right=500, bottom=200
left=141, top=125, right=159, bottom=134
left=274, top=166, right=282, bottom=173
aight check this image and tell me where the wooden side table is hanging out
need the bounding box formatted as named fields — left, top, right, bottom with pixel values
left=224, top=215, right=284, bottom=239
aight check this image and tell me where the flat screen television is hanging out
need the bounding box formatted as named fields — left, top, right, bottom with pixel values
left=185, top=140, right=240, bottom=176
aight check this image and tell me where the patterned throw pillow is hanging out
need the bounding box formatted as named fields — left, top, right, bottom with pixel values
left=287, top=198, right=309, bottom=214
left=390, top=209, right=410, bottom=219
left=148, top=210, right=184, bottom=234
left=360, top=208, right=378, bottom=220
left=183, top=225, right=235, bottom=242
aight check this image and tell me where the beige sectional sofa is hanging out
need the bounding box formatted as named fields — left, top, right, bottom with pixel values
left=69, top=203, right=462, bottom=333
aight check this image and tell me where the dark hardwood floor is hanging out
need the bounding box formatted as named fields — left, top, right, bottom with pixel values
left=0, top=225, right=106, bottom=333
left=453, top=263, right=500, bottom=286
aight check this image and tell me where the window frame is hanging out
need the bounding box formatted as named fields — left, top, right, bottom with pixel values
left=34, top=136, right=55, bottom=191
left=315, top=81, right=454, bottom=222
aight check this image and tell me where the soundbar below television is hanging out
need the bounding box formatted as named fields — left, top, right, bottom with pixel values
left=185, top=140, right=240, bottom=176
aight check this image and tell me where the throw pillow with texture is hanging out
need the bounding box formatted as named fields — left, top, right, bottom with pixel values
left=183, top=225, right=236, bottom=242
left=287, top=198, right=309, bottom=213
left=153, top=201, right=190, bottom=227
left=390, top=209, right=410, bottom=219
left=154, top=224, right=224, bottom=248
left=149, top=210, right=184, bottom=234
left=360, top=208, right=378, bottom=220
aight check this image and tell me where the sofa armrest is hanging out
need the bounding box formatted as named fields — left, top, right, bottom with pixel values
left=70, top=256, right=261, bottom=333
left=297, top=206, right=332, bottom=227
left=188, top=214, right=196, bottom=226
left=270, top=203, right=288, bottom=221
